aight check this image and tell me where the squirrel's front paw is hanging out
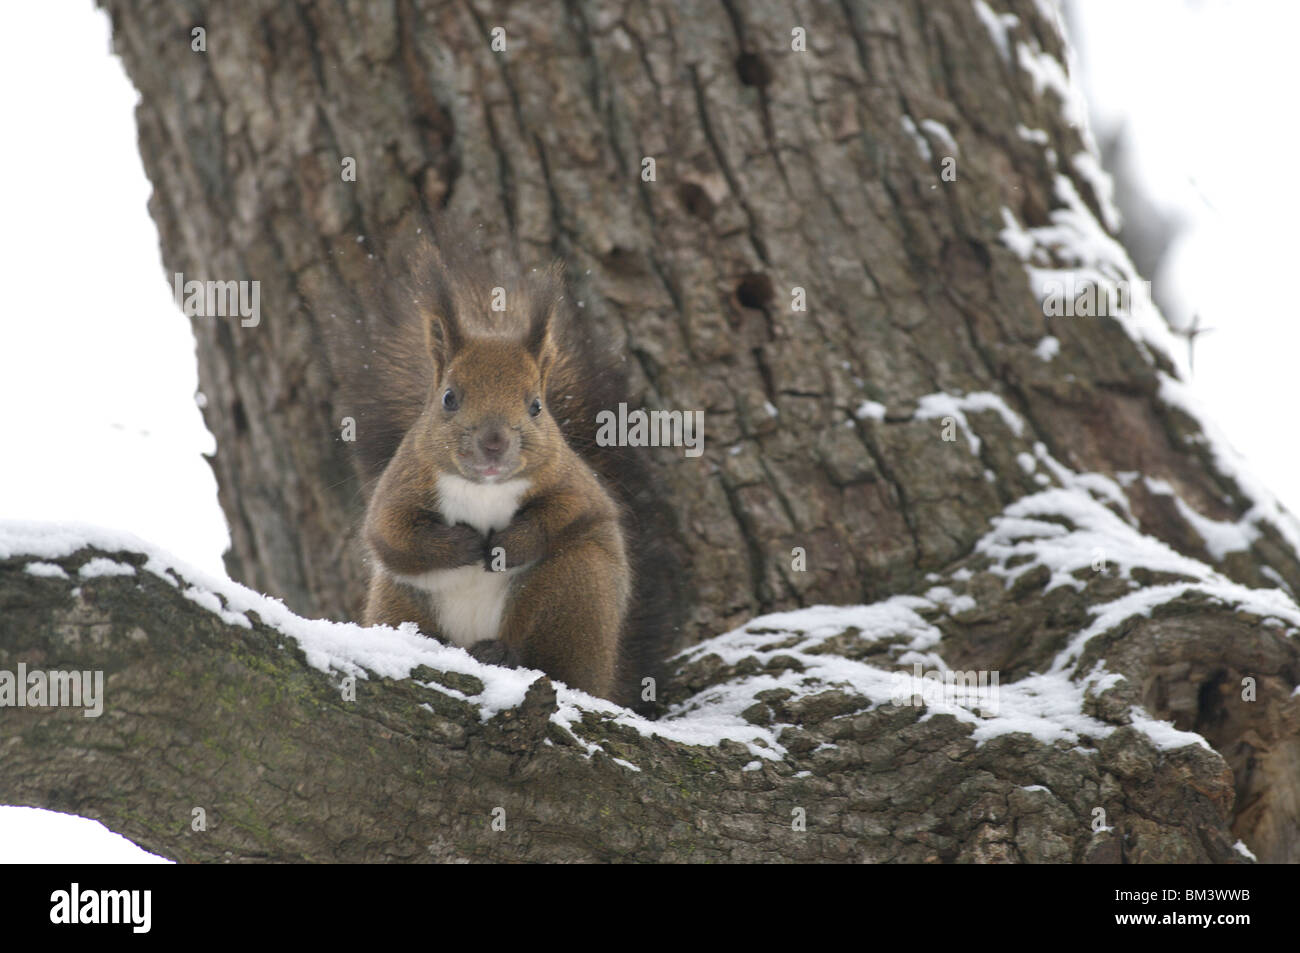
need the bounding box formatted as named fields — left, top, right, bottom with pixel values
left=485, top=524, right=541, bottom=570
left=468, top=639, right=520, bottom=668
left=443, top=521, right=487, bottom=567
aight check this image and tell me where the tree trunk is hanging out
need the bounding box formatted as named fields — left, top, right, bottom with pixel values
left=10, top=0, right=1292, bottom=861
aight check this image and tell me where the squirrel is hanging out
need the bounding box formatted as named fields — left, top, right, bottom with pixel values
left=340, top=220, right=683, bottom=710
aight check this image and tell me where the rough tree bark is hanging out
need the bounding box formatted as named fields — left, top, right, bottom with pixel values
left=1, top=0, right=1295, bottom=862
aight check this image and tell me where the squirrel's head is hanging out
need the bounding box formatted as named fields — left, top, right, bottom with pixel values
left=420, top=277, right=560, bottom=484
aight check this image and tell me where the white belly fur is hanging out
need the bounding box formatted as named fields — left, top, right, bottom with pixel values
left=398, top=474, right=531, bottom=647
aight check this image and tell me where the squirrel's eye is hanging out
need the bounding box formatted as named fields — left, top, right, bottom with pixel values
left=528, top=397, right=542, bottom=418
left=442, top=388, right=459, bottom=412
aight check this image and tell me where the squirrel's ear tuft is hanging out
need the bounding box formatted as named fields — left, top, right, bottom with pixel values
left=524, top=262, right=563, bottom=378
left=425, top=306, right=464, bottom=374
left=423, top=254, right=465, bottom=372
left=523, top=299, right=552, bottom=358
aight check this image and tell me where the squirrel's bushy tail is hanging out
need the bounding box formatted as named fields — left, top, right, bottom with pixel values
left=542, top=281, right=687, bottom=714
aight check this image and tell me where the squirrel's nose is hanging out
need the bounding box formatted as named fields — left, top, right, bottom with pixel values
left=477, top=427, right=507, bottom=459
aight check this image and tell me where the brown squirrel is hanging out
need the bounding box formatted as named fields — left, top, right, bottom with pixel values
left=341, top=220, right=683, bottom=709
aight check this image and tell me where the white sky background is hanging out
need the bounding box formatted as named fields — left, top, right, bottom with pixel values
left=1066, top=0, right=1300, bottom=504
left=0, top=6, right=226, bottom=570
left=0, top=0, right=1296, bottom=862
left=0, top=4, right=221, bottom=863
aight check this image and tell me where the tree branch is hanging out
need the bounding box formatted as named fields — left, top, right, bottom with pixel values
left=3, top=522, right=1288, bottom=862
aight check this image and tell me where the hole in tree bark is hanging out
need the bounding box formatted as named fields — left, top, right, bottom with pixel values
left=736, top=272, right=775, bottom=310
left=1195, top=670, right=1228, bottom=734
left=677, top=182, right=715, bottom=220
left=966, top=239, right=991, bottom=271
left=736, top=52, right=773, bottom=88
left=602, top=245, right=642, bottom=275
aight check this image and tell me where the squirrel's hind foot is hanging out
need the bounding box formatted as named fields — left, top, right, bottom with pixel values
left=468, top=639, right=521, bottom=669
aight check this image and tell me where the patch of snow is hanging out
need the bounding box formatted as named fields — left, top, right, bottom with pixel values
left=1128, top=706, right=1211, bottom=751
left=919, top=119, right=959, bottom=155
left=1034, top=335, right=1060, bottom=361
left=914, top=391, right=1026, bottom=456
left=1261, top=566, right=1289, bottom=592
left=900, top=115, right=932, bottom=161
left=925, top=585, right=977, bottom=614
left=975, top=484, right=1300, bottom=664
left=998, top=31, right=1190, bottom=382
left=1016, top=124, right=1050, bottom=145
left=670, top=596, right=1115, bottom=753
left=79, top=557, right=136, bottom=578
left=1071, top=150, right=1121, bottom=231
left=999, top=206, right=1039, bottom=260
left=1144, top=476, right=1259, bottom=560
left=964, top=671, right=1112, bottom=746
left=972, top=0, right=1018, bottom=63
left=1083, top=663, right=1127, bottom=695
left=1005, top=175, right=1185, bottom=379
left=1032, top=444, right=1133, bottom=518
left=1054, top=579, right=1300, bottom=676
left=24, top=561, right=68, bottom=579
left=180, top=586, right=251, bottom=629
left=855, top=400, right=886, bottom=421
left=1014, top=23, right=1088, bottom=133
